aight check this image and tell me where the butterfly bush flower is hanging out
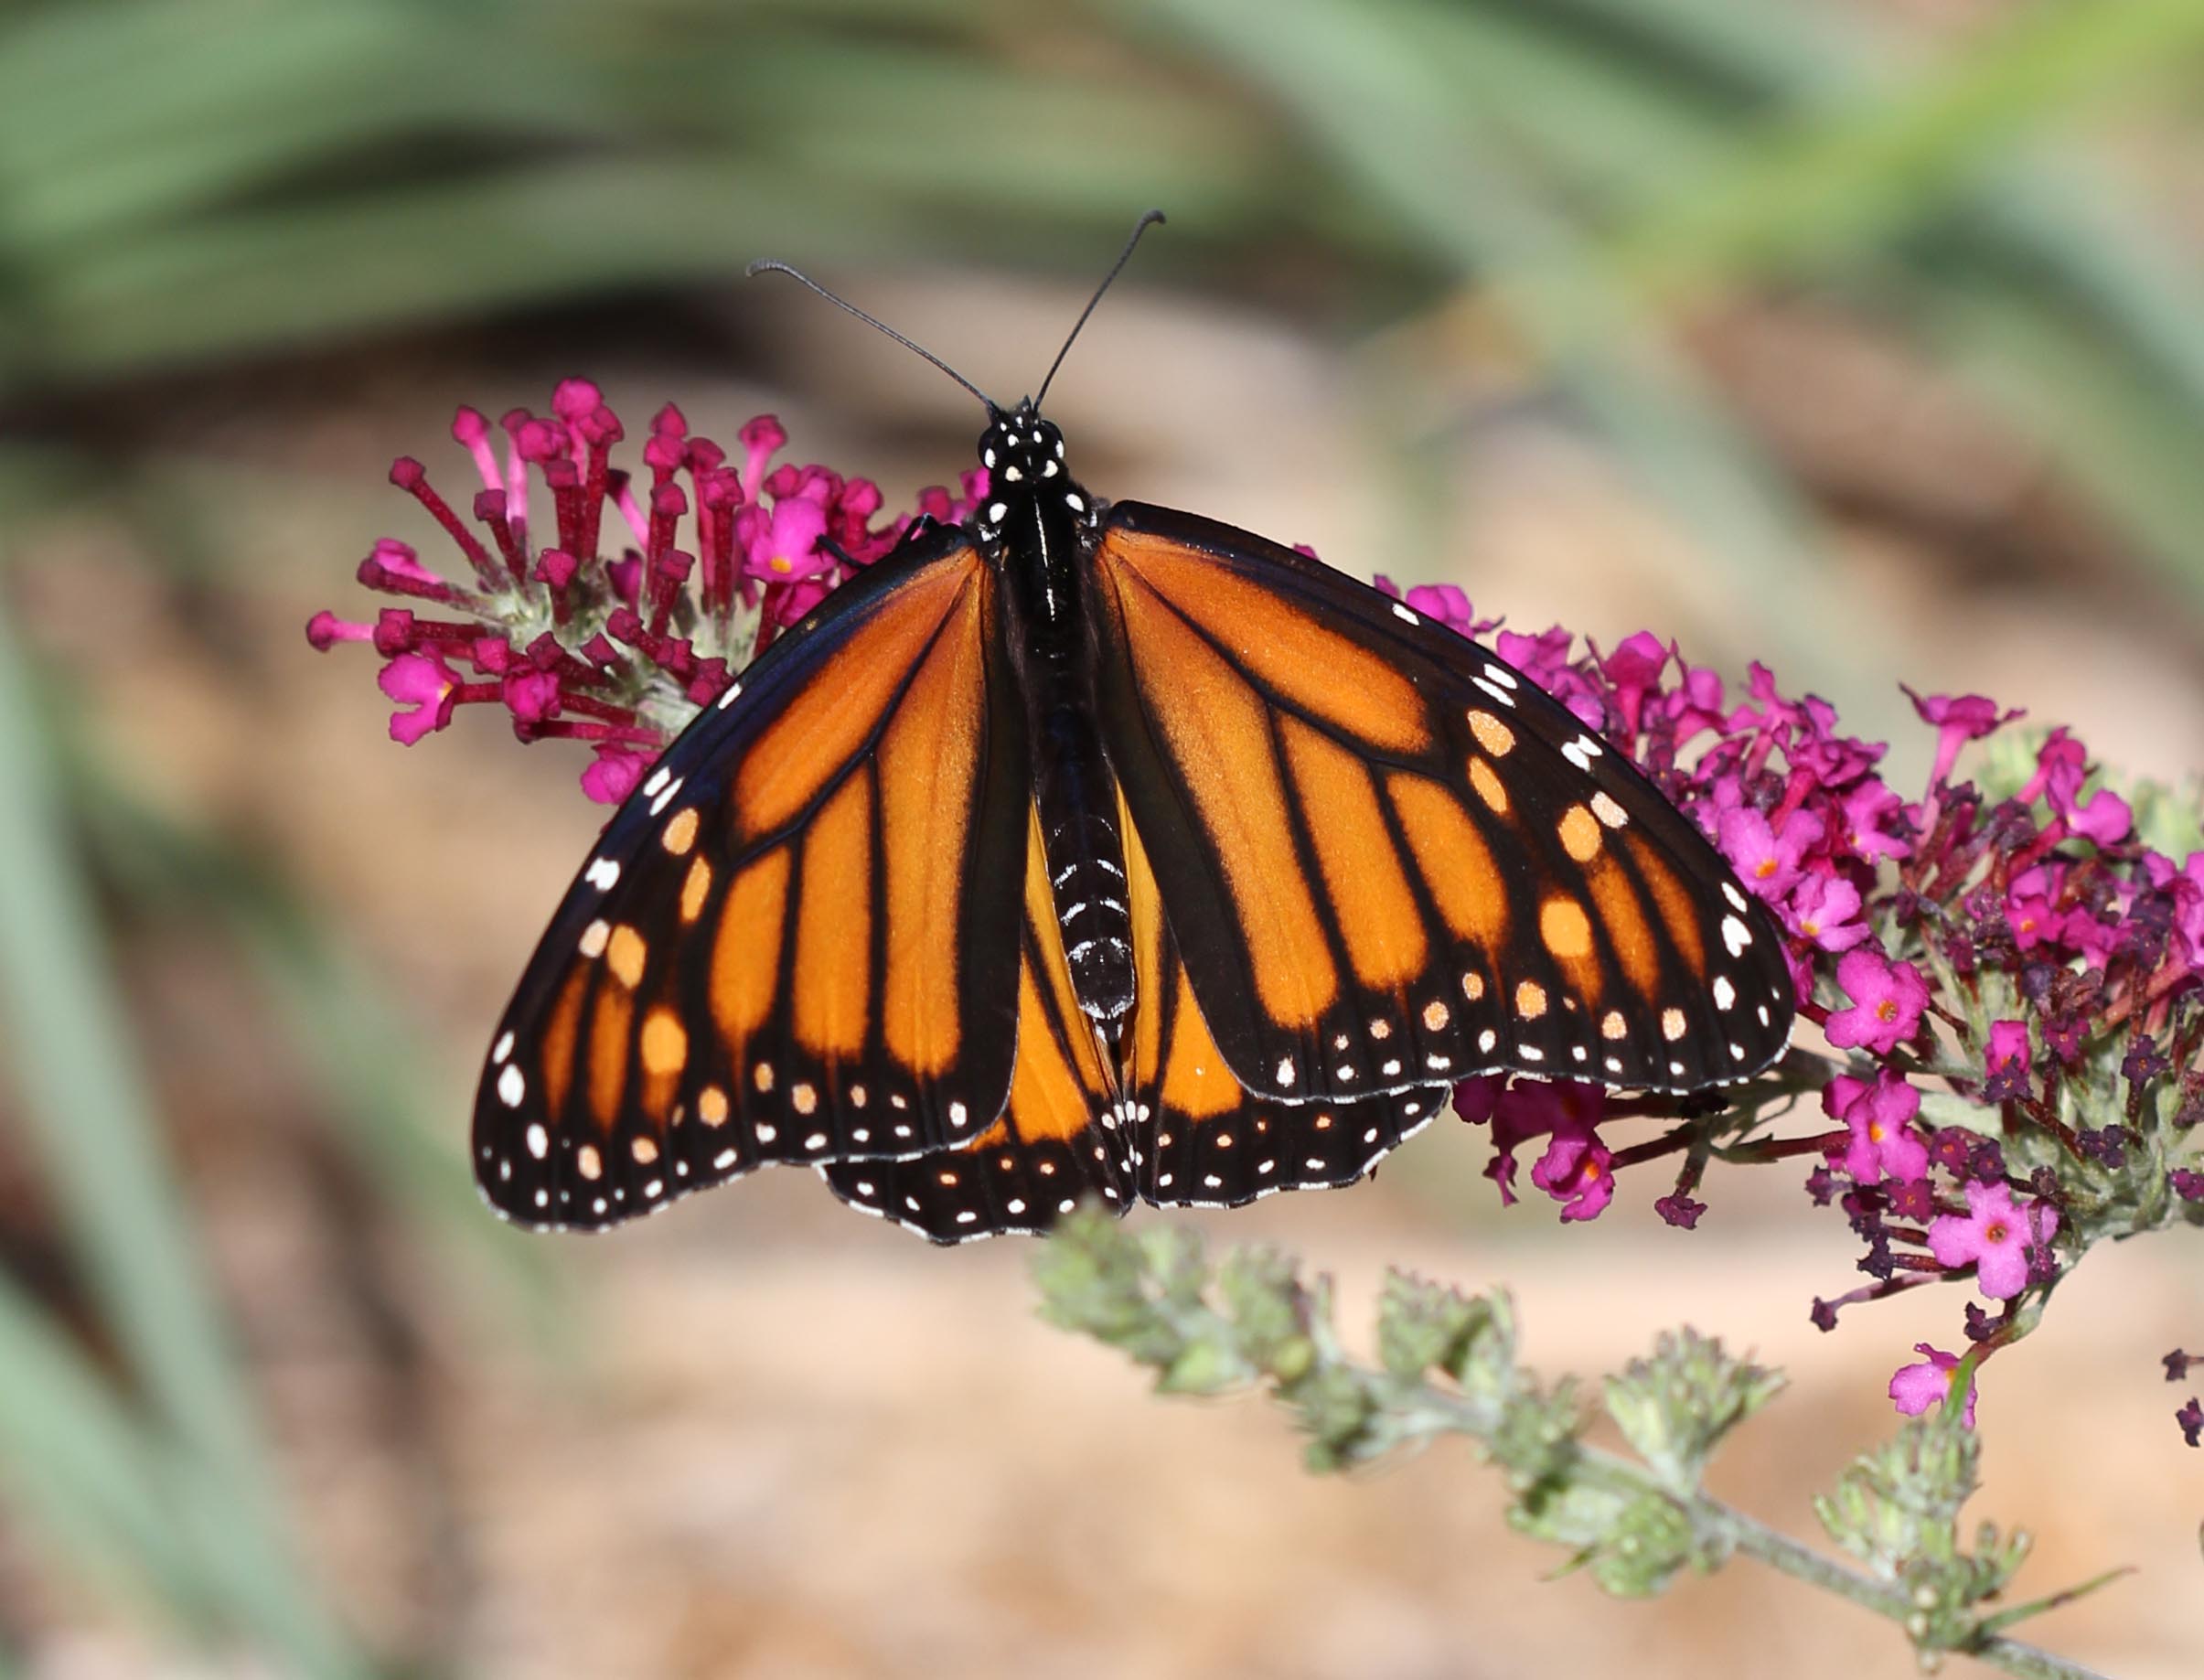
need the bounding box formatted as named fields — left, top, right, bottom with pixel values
left=1424, top=595, right=2199, bottom=1440
left=308, top=381, right=984, bottom=803
left=319, top=381, right=2203, bottom=1446
left=1888, top=1343, right=1978, bottom=1428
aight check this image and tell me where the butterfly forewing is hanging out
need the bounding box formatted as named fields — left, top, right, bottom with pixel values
left=474, top=530, right=1030, bottom=1229
left=1089, top=502, right=1792, bottom=1107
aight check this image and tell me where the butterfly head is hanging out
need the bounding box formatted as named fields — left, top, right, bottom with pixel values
left=979, top=403, right=1069, bottom=501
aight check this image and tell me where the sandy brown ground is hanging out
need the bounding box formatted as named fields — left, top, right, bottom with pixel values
left=10, top=277, right=2204, bottom=1676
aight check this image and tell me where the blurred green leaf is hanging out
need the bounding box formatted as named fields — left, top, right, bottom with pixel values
left=0, top=1275, right=216, bottom=1624
left=1608, top=0, right=2204, bottom=297
left=0, top=592, right=369, bottom=1673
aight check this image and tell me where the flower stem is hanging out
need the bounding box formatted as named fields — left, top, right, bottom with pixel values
left=1434, top=1418, right=2103, bottom=1679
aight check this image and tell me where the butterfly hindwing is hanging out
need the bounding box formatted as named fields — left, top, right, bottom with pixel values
left=1118, top=798, right=1451, bottom=1208
left=1089, top=501, right=1793, bottom=1106
left=822, top=808, right=1129, bottom=1240
left=474, top=528, right=1030, bottom=1230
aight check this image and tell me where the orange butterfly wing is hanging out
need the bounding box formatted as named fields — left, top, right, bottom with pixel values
left=1117, top=795, right=1450, bottom=1208
left=821, top=808, right=1129, bottom=1241
left=474, top=530, right=1029, bottom=1230
left=1089, top=503, right=1793, bottom=1108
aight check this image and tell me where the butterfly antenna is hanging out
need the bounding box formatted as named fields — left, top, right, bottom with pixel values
left=745, top=259, right=1000, bottom=418
left=1033, top=209, right=1166, bottom=412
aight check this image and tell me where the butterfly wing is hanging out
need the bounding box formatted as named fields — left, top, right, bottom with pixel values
left=1117, top=796, right=1450, bottom=1208
left=1088, top=501, right=1793, bottom=1106
left=474, top=528, right=1029, bottom=1230
left=821, top=808, right=1129, bottom=1242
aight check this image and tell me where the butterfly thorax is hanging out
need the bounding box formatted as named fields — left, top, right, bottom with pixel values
left=978, top=403, right=1134, bottom=1031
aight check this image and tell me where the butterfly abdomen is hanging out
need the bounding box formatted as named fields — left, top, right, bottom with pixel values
left=1033, top=699, right=1135, bottom=1025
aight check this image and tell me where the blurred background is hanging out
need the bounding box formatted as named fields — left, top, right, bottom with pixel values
left=3, top=0, right=2204, bottom=1675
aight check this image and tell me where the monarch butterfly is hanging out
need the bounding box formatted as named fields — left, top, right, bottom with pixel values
left=474, top=214, right=1794, bottom=1241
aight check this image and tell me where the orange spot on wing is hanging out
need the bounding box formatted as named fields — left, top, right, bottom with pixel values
left=540, top=968, right=589, bottom=1118
left=659, top=806, right=701, bottom=855
left=1468, top=757, right=1509, bottom=814
left=875, top=571, right=989, bottom=1076
left=639, top=1009, right=688, bottom=1118
left=1278, top=715, right=1428, bottom=990
left=1558, top=805, right=1601, bottom=862
left=586, top=985, right=632, bottom=1129
left=1544, top=904, right=1590, bottom=958
left=606, top=925, right=647, bottom=990
left=734, top=560, right=978, bottom=840
left=1104, top=560, right=1337, bottom=1029
left=1629, top=840, right=1707, bottom=979
left=1466, top=710, right=1514, bottom=756
left=1386, top=772, right=1507, bottom=948
left=793, top=769, right=872, bottom=1056
left=1586, top=856, right=1660, bottom=998
left=1101, top=528, right=1429, bottom=754
left=680, top=856, right=712, bottom=924
left=711, top=848, right=790, bottom=1051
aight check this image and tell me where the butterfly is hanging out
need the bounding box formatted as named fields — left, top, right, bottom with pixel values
left=473, top=214, right=1795, bottom=1242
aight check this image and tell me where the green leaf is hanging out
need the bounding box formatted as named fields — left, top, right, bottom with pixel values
left=0, top=594, right=366, bottom=1674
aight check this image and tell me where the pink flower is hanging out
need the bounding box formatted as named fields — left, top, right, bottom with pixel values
left=378, top=651, right=461, bottom=744
left=1457, top=1078, right=1610, bottom=1216
left=1836, top=779, right=1910, bottom=862
left=1600, top=631, right=1668, bottom=737
left=309, top=385, right=953, bottom=800
left=736, top=491, right=831, bottom=584
left=1788, top=872, right=1870, bottom=953
left=2017, top=725, right=2085, bottom=808
left=2065, top=787, right=2132, bottom=847
left=1824, top=1068, right=1927, bottom=1183
left=1927, top=1182, right=2060, bottom=1300
left=580, top=747, right=652, bottom=807
left=1505, top=1083, right=1613, bottom=1222
left=1717, top=807, right=1824, bottom=902
left=1823, top=948, right=1929, bottom=1054
left=1982, top=1021, right=2032, bottom=1103
left=1889, top=1344, right=1977, bottom=1428
left=1903, top=688, right=2022, bottom=790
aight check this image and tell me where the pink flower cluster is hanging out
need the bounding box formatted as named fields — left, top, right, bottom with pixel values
left=308, top=381, right=985, bottom=804
left=1410, top=604, right=2201, bottom=1438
